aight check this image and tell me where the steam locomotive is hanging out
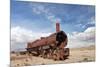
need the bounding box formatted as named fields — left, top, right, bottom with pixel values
left=26, top=22, right=69, bottom=60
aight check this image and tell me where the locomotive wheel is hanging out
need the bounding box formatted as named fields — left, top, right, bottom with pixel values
left=39, top=55, right=42, bottom=57
left=31, top=51, right=39, bottom=56
left=42, top=54, right=46, bottom=58
left=53, top=50, right=60, bottom=60
left=42, top=50, right=47, bottom=58
left=59, top=49, right=65, bottom=60
left=60, top=55, right=64, bottom=60
left=53, top=53, right=61, bottom=61
left=64, top=48, right=70, bottom=59
left=53, top=54, right=57, bottom=60
left=47, top=54, right=50, bottom=59
left=47, top=53, right=52, bottom=59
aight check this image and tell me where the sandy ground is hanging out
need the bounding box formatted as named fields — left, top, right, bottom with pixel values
left=10, top=45, right=95, bottom=67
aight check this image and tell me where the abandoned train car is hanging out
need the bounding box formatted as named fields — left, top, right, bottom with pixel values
left=26, top=22, right=69, bottom=60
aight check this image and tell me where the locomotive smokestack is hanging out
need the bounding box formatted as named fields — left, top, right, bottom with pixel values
left=56, top=22, right=60, bottom=32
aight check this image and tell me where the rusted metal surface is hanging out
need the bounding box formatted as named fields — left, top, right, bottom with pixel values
left=26, top=22, right=69, bottom=60
left=27, top=31, right=67, bottom=49
left=56, top=22, right=60, bottom=32
left=27, top=33, right=56, bottom=48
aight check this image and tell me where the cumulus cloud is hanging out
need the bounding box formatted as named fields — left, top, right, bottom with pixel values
left=11, top=26, right=51, bottom=51
left=67, top=27, right=95, bottom=48
left=11, top=26, right=95, bottom=51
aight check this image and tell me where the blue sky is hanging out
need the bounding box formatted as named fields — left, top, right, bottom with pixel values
left=11, top=0, right=95, bottom=34
left=11, top=0, right=95, bottom=51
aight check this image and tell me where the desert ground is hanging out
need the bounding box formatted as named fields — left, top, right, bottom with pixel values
left=10, top=45, right=95, bottom=67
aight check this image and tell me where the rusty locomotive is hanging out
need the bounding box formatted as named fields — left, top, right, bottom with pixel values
left=26, top=22, right=69, bottom=60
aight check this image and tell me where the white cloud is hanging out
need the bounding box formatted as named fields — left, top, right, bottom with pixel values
left=11, top=26, right=95, bottom=51
left=30, top=3, right=61, bottom=23
left=11, top=26, right=51, bottom=51
left=87, top=16, right=95, bottom=25
left=82, top=16, right=95, bottom=28
left=67, top=27, right=95, bottom=48
left=32, top=4, right=46, bottom=14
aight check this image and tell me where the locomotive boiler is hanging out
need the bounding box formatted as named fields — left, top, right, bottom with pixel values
left=26, top=22, right=69, bottom=60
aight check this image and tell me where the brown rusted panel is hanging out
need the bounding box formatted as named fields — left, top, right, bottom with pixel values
left=27, top=30, right=68, bottom=49
left=31, top=38, right=47, bottom=47
left=56, top=22, right=60, bottom=32
left=47, top=36, right=56, bottom=45
left=27, top=33, right=56, bottom=48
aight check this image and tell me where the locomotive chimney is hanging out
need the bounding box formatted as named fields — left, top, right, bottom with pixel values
left=56, top=22, right=60, bottom=32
